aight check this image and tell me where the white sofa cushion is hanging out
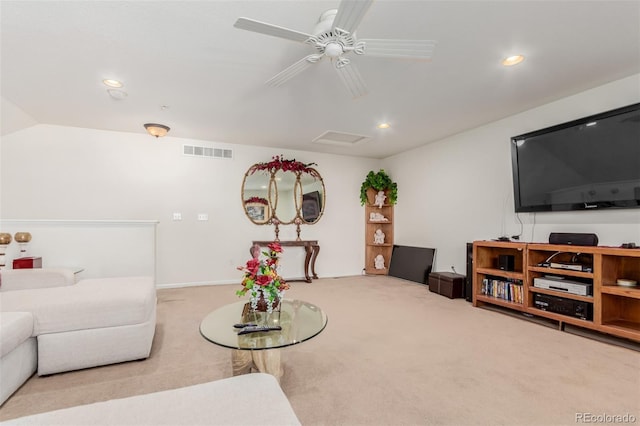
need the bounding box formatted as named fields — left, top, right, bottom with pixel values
left=0, top=277, right=155, bottom=335
left=0, top=312, right=34, bottom=357
left=2, top=373, right=301, bottom=425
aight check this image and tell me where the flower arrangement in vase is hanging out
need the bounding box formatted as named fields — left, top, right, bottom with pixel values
left=237, top=242, right=290, bottom=313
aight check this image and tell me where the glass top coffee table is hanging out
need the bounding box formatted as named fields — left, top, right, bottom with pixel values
left=200, top=299, right=327, bottom=382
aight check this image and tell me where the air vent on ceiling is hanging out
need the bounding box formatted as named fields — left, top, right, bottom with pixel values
left=183, top=145, right=233, bottom=159
left=312, top=130, right=371, bottom=147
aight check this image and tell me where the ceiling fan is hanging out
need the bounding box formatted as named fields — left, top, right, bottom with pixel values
left=234, top=0, right=436, bottom=98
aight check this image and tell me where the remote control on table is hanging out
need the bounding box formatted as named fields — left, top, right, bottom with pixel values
left=233, top=323, right=257, bottom=329
left=237, top=325, right=282, bottom=335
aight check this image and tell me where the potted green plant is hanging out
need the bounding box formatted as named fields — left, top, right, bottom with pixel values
left=359, top=169, right=398, bottom=205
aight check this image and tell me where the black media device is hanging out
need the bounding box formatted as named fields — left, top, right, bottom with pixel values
left=498, top=254, right=515, bottom=271
left=549, top=232, right=598, bottom=246
left=511, top=103, right=640, bottom=213
left=534, top=293, right=593, bottom=321
left=465, top=243, right=473, bottom=302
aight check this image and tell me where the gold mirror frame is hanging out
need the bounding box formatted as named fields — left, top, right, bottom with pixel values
left=241, top=157, right=325, bottom=240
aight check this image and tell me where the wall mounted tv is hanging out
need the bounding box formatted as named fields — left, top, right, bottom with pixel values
left=511, top=103, right=640, bottom=213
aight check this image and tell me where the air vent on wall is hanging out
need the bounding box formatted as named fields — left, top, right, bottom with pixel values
left=312, top=130, right=371, bottom=147
left=183, top=145, right=233, bottom=159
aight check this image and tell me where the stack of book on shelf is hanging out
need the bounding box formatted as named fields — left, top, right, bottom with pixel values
left=481, top=277, right=524, bottom=303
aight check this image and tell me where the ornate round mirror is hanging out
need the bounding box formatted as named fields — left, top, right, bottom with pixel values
left=299, top=172, right=325, bottom=225
left=241, top=172, right=270, bottom=225
left=241, top=156, right=325, bottom=239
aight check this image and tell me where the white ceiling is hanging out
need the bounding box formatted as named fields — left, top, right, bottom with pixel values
left=2, top=1, right=639, bottom=159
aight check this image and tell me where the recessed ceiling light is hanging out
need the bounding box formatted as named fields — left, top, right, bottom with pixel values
left=502, top=55, right=525, bottom=66
left=377, top=122, right=391, bottom=129
left=103, top=79, right=123, bottom=88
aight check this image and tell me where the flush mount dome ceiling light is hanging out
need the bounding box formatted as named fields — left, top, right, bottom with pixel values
left=144, top=123, right=170, bottom=138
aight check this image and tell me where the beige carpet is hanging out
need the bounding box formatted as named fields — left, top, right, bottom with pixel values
left=1, top=275, right=638, bottom=425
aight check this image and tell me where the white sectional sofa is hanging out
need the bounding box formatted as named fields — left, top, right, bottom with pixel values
left=0, top=269, right=156, bottom=406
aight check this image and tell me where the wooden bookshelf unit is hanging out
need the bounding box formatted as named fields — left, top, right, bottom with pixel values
left=473, top=240, right=640, bottom=343
left=364, top=190, right=394, bottom=275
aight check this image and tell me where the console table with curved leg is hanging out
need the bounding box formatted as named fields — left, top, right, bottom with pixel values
left=252, top=240, right=319, bottom=283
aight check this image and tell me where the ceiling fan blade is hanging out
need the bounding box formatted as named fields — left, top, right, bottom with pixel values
left=359, top=39, right=437, bottom=59
left=234, top=17, right=313, bottom=43
left=334, top=61, right=368, bottom=99
left=332, top=0, right=374, bottom=33
left=266, top=54, right=323, bottom=87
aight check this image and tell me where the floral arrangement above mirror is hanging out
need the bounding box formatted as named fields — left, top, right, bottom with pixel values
left=247, top=155, right=320, bottom=178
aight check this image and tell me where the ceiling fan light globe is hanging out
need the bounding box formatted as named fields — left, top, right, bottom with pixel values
left=325, top=42, right=343, bottom=58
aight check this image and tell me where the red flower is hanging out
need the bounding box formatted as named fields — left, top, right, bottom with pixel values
left=266, top=257, right=277, bottom=267
left=256, top=275, right=272, bottom=286
left=268, top=242, right=282, bottom=253
left=245, top=258, right=260, bottom=276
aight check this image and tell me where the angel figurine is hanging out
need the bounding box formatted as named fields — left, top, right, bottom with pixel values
left=369, top=212, right=388, bottom=222
left=374, top=190, right=386, bottom=208
left=373, top=229, right=385, bottom=244
left=374, top=254, right=385, bottom=269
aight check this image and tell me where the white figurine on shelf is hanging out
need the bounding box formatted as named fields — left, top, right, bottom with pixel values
left=373, top=229, right=385, bottom=244
left=369, top=212, right=388, bottom=222
left=374, top=190, right=386, bottom=208
left=374, top=254, right=385, bottom=269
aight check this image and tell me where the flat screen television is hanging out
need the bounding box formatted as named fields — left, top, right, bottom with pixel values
left=510, top=103, right=640, bottom=212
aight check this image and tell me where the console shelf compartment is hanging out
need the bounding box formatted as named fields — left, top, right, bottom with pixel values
left=528, top=266, right=593, bottom=280
left=473, top=241, right=527, bottom=310
left=475, top=267, right=523, bottom=281
left=473, top=241, right=640, bottom=343
left=475, top=294, right=525, bottom=311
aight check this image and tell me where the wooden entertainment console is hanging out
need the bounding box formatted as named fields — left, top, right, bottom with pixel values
left=473, top=240, right=640, bottom=343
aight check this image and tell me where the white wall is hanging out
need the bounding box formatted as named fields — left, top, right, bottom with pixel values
left=0, top=219, right=156, bottom=279
left=2, top=75, right=638, bottom=285
left=384, top=74, right=640, bottom=275
left=0, top=97, right=37, bottom=136
left=0, top=125, right=379, bottom=286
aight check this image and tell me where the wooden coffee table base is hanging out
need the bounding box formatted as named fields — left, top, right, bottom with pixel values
left=231, top=349, right=282, bottom=383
